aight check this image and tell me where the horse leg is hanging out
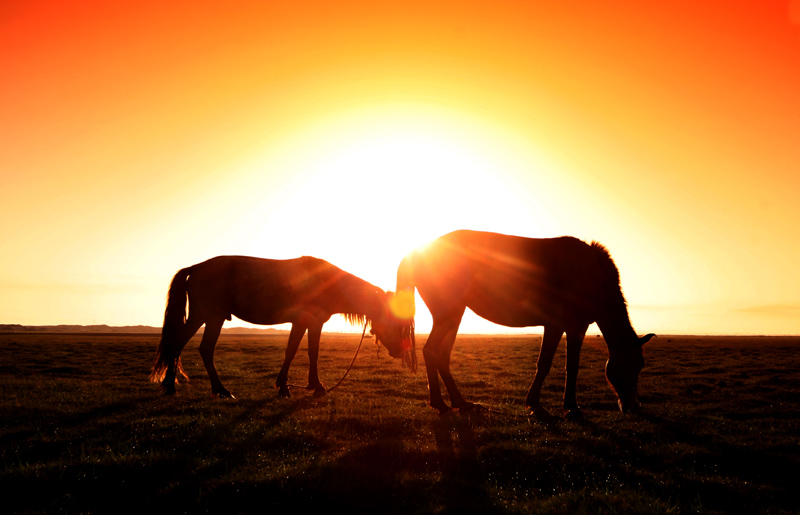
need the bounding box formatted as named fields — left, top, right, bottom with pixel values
left=275, top=323, right=307, bottom=398
left=422, top=322, right=454, bottom=414
left=563, top=325, right=588, bottom=420
left=436, top=322, right=475, bottom=411
left=526, top=326, right=564, bottom=418
left=198, top=318, right=233, bottom=398
left=306, top=321, right=326, bottom=398
left=422, top=312, right=464, bottom=414
left=162, top=316, right=204, bottom=395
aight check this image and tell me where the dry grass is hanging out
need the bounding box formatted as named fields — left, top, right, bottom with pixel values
left=1, top=332, right=798, bottom=514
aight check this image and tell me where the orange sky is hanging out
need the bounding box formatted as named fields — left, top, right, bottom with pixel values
left=2, top=0, right=799, bottom=334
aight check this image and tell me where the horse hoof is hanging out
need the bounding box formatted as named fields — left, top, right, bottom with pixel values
left=277, top=386, right=291, bottom=398
left=312, top=386, right=327, bottom=399
left=161, top=381, right=177, bottom=396
left=529, top=406, right=555, bottom=421
left=212, top=388, right=235, bottom=399
left=564, top=409, right=584, bottom=422
left=433, top=405, right=453, bottom=417
left=456, top=401, right=479, bottom=412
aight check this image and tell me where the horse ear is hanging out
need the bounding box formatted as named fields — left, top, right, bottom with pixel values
left=639, top=333, right=655, bottom=346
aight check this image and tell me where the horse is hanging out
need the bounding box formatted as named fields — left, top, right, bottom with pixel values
left=149, top=255, right=415, bottom=399
left=384, top=230, right=654, bottom=418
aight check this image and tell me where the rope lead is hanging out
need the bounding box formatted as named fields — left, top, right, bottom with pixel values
left=286, top=321, right=369, bottom=393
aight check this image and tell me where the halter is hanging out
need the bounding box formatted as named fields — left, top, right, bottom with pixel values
left=326, top=320, right=369, bottom=392
left=286, top=321, right=368, bottom=393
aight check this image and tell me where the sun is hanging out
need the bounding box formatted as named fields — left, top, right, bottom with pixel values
left=219, top=106, right=561, bottom=332
left=276, top=135, right=537, bottom=271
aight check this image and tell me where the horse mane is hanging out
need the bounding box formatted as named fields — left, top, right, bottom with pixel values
left=401, top=318, right=416, bottom=372
left=341, top=312, right=368, bottom=327
left=590, top=241, right=628, bottom=309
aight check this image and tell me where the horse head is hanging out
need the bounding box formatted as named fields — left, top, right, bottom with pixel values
left=605, top=333, right=654, bottom=413
left=370, top=290, right=416, bottom=371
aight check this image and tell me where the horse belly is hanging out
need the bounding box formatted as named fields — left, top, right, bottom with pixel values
left=233, top=309, right=291, bottom=326
left=231, top=289, right=324, bottom=327
left=466, top=287, right=550, bottom=328
left=466, top=274, right=593, bottom=329
left=230, top=286, right=294, bottom=326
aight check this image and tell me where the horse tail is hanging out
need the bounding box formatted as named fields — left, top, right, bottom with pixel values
left=150, top=267, right=192, bottom=383
left=395, top=253, right=417, bottom=372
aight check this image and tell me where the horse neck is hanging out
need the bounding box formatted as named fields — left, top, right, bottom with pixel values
left=335, top=274, right=382, bottom=319
left=596, top=302, right=637, bottom=353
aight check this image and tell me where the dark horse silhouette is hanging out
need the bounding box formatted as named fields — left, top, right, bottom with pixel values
left=391, top=230, right=654, bottom=418
left=150, top=255, right=415, bottom=398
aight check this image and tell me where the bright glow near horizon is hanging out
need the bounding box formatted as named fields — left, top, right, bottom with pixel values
left=193, top=110, right=562, bottom=333
left=3, top=1, right=800, bottom=335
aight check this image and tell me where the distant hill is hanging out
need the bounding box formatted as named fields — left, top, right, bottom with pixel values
left=0, top=324, right=290, bottom=335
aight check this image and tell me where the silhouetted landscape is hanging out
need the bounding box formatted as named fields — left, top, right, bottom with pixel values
left=1, top=332, right=798, bottom=513
left=0, top=324, right=290, bottom=335
left=6, top=2, right=800, bottom=512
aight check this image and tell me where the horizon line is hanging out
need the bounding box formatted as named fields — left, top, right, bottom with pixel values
left=1, top=323, right=798, bottom=338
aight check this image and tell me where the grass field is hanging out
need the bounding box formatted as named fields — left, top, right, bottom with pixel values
left=1, top=332, right=798, bottom=514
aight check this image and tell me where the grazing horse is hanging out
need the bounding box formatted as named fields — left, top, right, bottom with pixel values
left=387, top=230, right=654, bottom=418
left=149, top=255, right=415, bottom=398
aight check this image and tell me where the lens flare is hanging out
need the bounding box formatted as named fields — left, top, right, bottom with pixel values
left=388, top=290, right=415, bottom=320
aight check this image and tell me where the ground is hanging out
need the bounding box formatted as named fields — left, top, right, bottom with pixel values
left=1, top=332, right=798, bottom=514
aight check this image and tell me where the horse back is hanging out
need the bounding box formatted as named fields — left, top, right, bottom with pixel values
left=416, top=230, right=613, bottom=327
left=185, top=256, right=348, bottom=323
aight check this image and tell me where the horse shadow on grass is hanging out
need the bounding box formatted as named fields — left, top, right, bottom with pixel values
left=188, top=405, right=505, bottom=514
left=564, top=405, right=800, bottom=514
left=634, top=409, right=799, bottom=512
left=427, top=411, right=507, bottom=514
left=0, top=396, right=154, bottom=451
left=5, top=395, right=301, bottom=514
